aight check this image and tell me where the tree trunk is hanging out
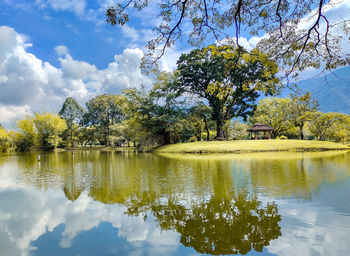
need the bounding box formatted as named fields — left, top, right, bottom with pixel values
left=163, top=131, right=171, bottom=145
left=299, top=126, right=304, bottom=140
left=71, top=129, right=74, bottom=148
left=197, top=125, right=202, bottom=141
left=203, top=116, right=210, bottom=141
left=216, top=119, right=226, bottom=140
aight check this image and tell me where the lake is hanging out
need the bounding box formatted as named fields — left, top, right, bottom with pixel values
left=0, top=150, right=349, bottom=256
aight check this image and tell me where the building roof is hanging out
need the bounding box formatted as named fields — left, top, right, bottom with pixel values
left=247, top=123, right=274, bottom=132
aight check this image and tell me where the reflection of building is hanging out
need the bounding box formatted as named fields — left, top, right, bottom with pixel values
left=247, top=123, right=274, bottom=139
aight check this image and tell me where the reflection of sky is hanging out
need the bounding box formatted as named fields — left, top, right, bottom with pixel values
left=0, top=185, right=182, bottom=256
left=0, top=153, right=350, bottom=256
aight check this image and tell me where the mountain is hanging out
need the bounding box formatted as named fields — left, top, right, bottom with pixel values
left=281, top=67, right=350, bottom=114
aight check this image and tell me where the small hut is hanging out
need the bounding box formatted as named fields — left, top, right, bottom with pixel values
left=247, top=123, right=274, bottom=140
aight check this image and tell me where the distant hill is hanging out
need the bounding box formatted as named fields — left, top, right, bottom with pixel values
left=281, top=67, right=350, bottom=114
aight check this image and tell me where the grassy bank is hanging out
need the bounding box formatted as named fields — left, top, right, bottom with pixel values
left=153, top=140, right=350, bottom=154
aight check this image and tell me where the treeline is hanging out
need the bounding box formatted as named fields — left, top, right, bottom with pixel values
left=0, top=89, right=349, bottom=153
left=0, top=44, right=349, bottom=152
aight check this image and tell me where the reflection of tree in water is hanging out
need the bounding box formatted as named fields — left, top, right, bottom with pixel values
left=126, top=192, right=281, bottom=255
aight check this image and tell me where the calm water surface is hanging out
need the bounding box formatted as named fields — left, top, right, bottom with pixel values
left=0, top=150, right=349, bottom=256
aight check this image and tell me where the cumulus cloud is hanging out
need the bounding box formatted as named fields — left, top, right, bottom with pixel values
left=0, top=26, right=153, bottom=125
left=0, top=105, right=31, bottom=125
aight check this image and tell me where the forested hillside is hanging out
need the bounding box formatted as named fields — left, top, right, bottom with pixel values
left=283, top=67, right=350, bottom=114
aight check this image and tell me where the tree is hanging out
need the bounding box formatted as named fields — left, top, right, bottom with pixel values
left=16, top=117, right=36, bottom=151
left=250, top=97, right=296, bottom=138
left=106, top=0, right=349, bottom=74
left=85, top=94, right=125, bottom=145
left=174, top=45, right=280, bottom=139
left=33, top=113, right=67, bottom=150
left=123, top=82, right=186, bottom=145
left=309, top=112, right=350, bottom=142
left=59, top=97, right=85, bottom=147
left=188, top=103, right=213, bottom=141
left=0, top=126, right=15, bottom=152
left=288, top=92, right=319, bottom=140
left=77, top=126, right=97, bottom=147
left=225, top=120, right=248, bottom=140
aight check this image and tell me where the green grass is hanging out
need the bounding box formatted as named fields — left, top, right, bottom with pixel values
left=156, top=151, right=348, bottom=161
left=153, top=140, right=350, bottom=154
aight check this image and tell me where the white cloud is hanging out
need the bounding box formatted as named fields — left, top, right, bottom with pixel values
left=35, top=0, right=87, bottom=16
left=54, top=45, right=69, bottom=55
left=0, top=105, right=31, bottom=126
left=121, top=25, right=141, bottom=43
left=0, top=26, right=153, bottom=125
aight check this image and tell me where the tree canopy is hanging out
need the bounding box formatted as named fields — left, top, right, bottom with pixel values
left=59, top=97, right=85, bottom=128
left=106, top=0, right=350, bottom=74
left=84, top=94, right=125, bottom=145
left=174, top=44, right=280, bottom=138
left=250, top=97, right=296, bottom=138
left=59, top=97, right=85, bottom=147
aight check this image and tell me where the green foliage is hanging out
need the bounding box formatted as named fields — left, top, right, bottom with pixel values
left=188, top=103, right=214, bottom=141
left=33, top=113, right=67, bottom=150
left=0, top=127, right=15, bottom=152
left=59, top=97, right=85, bottom=147
left=175, top=45, right=280, bottom=138
left=225, top=120, right=248, bottom=140
left=16, top=117, right=36, bottom=151
left=250, top=97, right=296, bottom=138
left=77, top=126, right=97, bottom=147
left=288, top=91, right=319, bottom=140
left=85, top=94, right=125, bottom=145
left=309, top=112, right=350, bottom=143
left=123, top=82, right=187, bottom=146
left=59, top=97, right=85, bottom=127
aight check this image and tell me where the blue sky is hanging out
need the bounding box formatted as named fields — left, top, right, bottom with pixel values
left=0, top=0, right=151, bottom=68
left=0, top=0, right=349, bottom=127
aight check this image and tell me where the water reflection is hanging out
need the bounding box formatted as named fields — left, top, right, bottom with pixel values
left=0, top=151, right=349, bottom=255
left=126, top=193, right=281, bottom=255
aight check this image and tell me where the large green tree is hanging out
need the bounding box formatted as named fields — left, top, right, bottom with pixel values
left=309, top=112, right=350, bottom=142
left=123, top=83, right=186, bottom=145
left=59, top=97, right=85, bottom=147
left=16, top=117, right=37, bottom=151
left=106, top=0, right=349, bottom=74
left=174, top=45, right=280, bottom=139
left=85, top=94, right=125, bottom=145
left=33, top=113, right=67, bottom=150
left=288, top=91, right=319, bottom=140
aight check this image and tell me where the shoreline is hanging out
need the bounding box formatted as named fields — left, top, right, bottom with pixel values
left=2, top=140, right=349, bottom=155
left=152, top=140, right=350, bottom=154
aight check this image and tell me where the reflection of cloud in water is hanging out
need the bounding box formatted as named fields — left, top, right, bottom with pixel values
left=268, top=199, right=350, bottom=256
left=0, top=184, right=180, bottom=256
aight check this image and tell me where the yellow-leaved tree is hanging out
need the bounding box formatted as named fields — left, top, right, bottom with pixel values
left=33, top=113, right=67, bottom=150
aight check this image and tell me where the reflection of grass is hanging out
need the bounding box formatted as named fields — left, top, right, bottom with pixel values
left=64, top=146, right=137, bottom=152
left=156, top=151, right=349, bottom=161
left=153, top=140, right=350, bottom=154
